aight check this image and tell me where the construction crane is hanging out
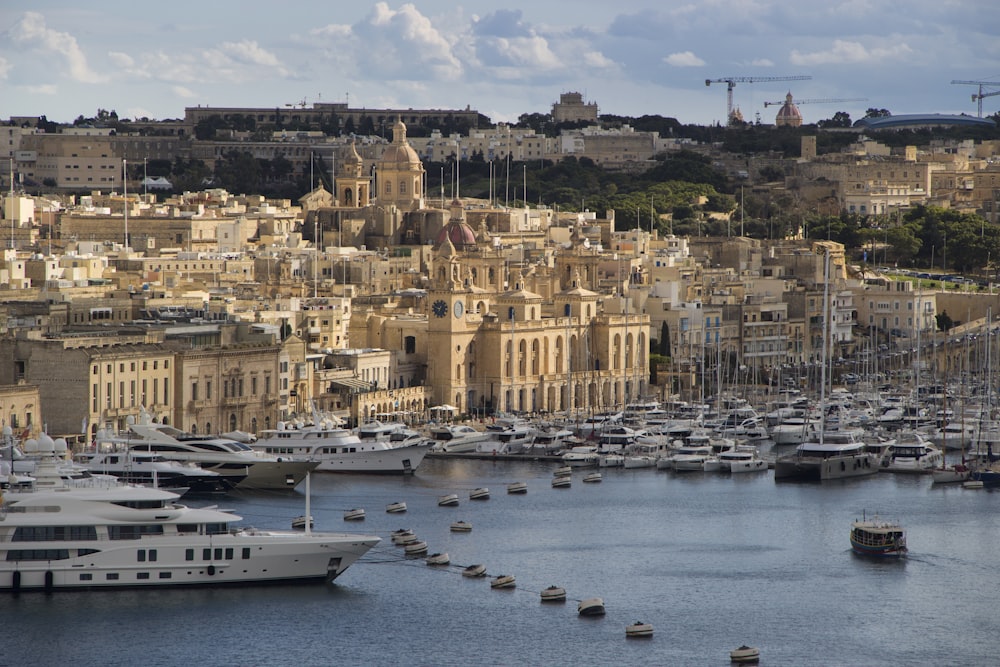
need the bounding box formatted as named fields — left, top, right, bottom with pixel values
left=705, top=75, right=812, bottom=123
left=951, top=80, right=1000, bottom=117
left=763, top=97, right=868, bottom=107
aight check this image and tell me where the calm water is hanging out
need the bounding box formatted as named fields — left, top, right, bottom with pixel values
left=7, top=457, right=999, bottom=666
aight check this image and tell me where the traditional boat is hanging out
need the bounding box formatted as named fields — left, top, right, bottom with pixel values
left=850, top=513, right=907, bottom=558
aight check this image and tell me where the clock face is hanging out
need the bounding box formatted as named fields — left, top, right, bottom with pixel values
left=432, top=299, right=448, bottom=318
left=454, top=300, right=464, bottom=318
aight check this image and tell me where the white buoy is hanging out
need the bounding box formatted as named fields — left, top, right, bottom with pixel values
left=506, top=481, right=527, bottom=494
left=540, top=585, right=566, bottom=602
left=730, top=645, right=760, bottom=663
left=577, top=597, right=605, bottom=616
left=450, top=520, right=472, bottom=532
left=470, top=487, right=490, bottom=500
left=438, top=493, right=460, bottom=506
left=386, top=501, right=407, bottom=513
left=626, top=621, right=653, bottom=638
left=343, top=508, right=366, bottom=521
left=490, top=574, right=516, bottom=589
left=462, top=564, right=486, bottom=577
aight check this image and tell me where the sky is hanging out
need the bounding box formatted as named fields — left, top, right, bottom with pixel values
left=2, top=1, right=999, bottom=127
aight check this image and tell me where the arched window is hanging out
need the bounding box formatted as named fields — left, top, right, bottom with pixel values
left=531, top=339, right=540, bottom=374
left=191, top=424, right=198, bottom=434
left=229, top=414, right=237, bottom=431
left=251, top=417, right=257, bottom=434
left=519, top=340, right=527, bottom=376
left=613, top=334, right=622, bottom=370
left=399, top=180, right=406, bottom=194
left=385, top=181, right=392, bottom=195
left=344, top=188, right=354, bottom=206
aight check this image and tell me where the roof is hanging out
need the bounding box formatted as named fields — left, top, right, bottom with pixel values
left=853, top=114, right=996, bottom=130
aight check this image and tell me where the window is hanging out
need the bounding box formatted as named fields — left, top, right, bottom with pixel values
left=137, top=572, right=150, bottom=580
left=106, top=573, right=119, bottom=580
left=186, top=549, right=195, bottom=561
left=192, top=383, right=198, bottom=401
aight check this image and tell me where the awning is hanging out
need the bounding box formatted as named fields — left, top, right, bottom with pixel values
left=330, top=378, right=373, bottom=392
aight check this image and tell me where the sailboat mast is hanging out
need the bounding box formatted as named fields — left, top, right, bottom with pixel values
left=818, top=248, right=830, bottom=445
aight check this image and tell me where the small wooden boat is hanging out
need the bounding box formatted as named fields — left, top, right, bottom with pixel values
left=469, top=487, right=490, bottom=500
left=438, top=493, right=460, bottom=506
left=425, top=552, right=450, bottom=566
left=462, top=563, right=487, bottom=577
left=506, top=481, right=527, bottom=494
left=403, top=540, right=428, bottom=555
left=553, top=465, right=572, bottom=477
left=625, top=621, right=654, bottom=638
left=850, top=512, right=907, bottom=558
left=386, top=501, right=407, bottom=513
left=551, top=475, right=571, bottom=488
left=490, top=574, right=516, bottom=589
left=583, top=472, right=602, bottom=483
left=291, top=515, right=313, bottom=530
left=343, top=508, right=365, bottom=521
left=577, top=597, right=605, bottom=616
left=539, top=585, right=566, bottom=602
left=730, top=645, right=760, bottom=663
left=450, top=520, right=473, bottom=533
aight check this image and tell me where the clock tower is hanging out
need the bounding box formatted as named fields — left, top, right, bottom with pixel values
left=426, top=235, right=475, bottom=412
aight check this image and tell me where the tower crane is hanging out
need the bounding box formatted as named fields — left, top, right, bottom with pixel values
left=951, top=80, right=1000, bottom=117
left=763, top=96, right=868, bottom=107
left=705, top=75, right=811, bottom=123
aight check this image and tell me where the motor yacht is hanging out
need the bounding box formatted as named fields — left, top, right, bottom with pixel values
left=671, top=445, right=714, bottom=472
left=427, top=424, right=489, bottom=453
left=878, top=434, right=944, bottom=473
left=774, top=430, right=878, bottom=481
left=73, top=449, right=238, bottom=495
left=561, top=446, right=599, bottom=468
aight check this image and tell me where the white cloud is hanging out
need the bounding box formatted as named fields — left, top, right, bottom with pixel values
left=790, top=39, right=913, bottom=66
left=355, top=2, right=463, bottom=80
left=108, top=52, right=134, bottom=68
left=172, top=85, right=197, bottom=99
left=583, top=51, right=615, bottom=69
left=11, top=12, right=106, bottom=84
left=664, top=51, right=705, bottom=67
left=0, top=56, right=10, bottom=79
left=750, top=58, right=774, bottom=67
left=220, top=40, right=282, bottom=68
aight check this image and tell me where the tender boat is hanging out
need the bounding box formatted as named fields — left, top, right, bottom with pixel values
left=583, top=472, right=603, bottom=483
left=551, top=476, right=571, bottom=488
left=577, top=597, right=606, bottom=616
left=254, top=418, right=432, bottom=475
left=343, top=508, right=366, bottom=521
left=850, top=513, right=907, bottom=558
left=0, top=439, right=379, bottom=591
left=730, top=645, right=761, bottom=663
left=462, top=564, right=487, bottom=577
left=437, top=493, right=460, bottom=506
left=356, top=419, right=408, bottom=441
left=540, top=585, right=567, bottom=602
left=425, top=552, right=450, bottom=566
left=291, top=515, right=314, bottom=530
left=506, top=481, right=527, bottom=494
left=403, top=540, right=428, bottom=556
left=469, top=487, right=490, bottom=500
left=386, top=501, right=407, bottom=513
left=450, top=521, right=473, bottom=533
left=625, top=621, right=654, bottom=638
left=490, top=574, right=516, bottom=589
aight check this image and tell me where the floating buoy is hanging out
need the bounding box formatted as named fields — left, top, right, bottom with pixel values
left=583, top=472, right=602, bottom=483
left=395, top=533, right=419, bottom=546
left=490, top=574, right=516, bottom=589
left=553, top=465, right=572, bottom=477
left=626, top=621, right=653, bottom=638
left=438, top=493, right=460, bottom=507
left=403, top=540, right=428, bottom=555
left=470, top=487, right=490, bottom=500
left=507, top=481, right=527, bottom=494
left=425, top=552, right=450, bottom=566
left=577, top=597, right=605, bottom=616
left=462, top=564, right=486, bottom=577
left=551, top=476, right=571, bottom=488
left=291, top=515, right=313, bottom=530
left=390, top=528, right=414, bottom=544
left=343, top=508, right=365, bottom=521
left=450, top=520, right=473, bottom=533
left=540, top=585, right=566, bottom=602
left=386, top=501, right=407, bottom=513
left=730, top=645, right=760, bottom=663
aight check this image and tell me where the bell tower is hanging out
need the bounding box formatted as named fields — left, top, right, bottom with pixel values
left=336, top=141, right=369, bottom=207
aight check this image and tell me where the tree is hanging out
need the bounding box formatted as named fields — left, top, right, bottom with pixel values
left=936, top=311, right=954, bottom=332
left=864, top=108, right=892, bottom=118
left=660, top=321, right=671, bottom=357
left=818, top=111, right=852, bottom=128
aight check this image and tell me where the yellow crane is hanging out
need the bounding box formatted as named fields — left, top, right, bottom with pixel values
left=951, top=80, right=1000, bottom=117
left=705, top=75, right=811, bottom=124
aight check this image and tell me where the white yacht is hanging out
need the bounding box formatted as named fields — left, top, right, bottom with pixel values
left=356, top=420, right=409, bottom=441
left=561, top=445, right=599, bottom=467
left=479, top=422, right=535, bottom=455
left=525, top=428, right=575, bottom=455
left=0, top=432, right=379, bottom=592
left=719, top=444, right=768, bottom=473
left=574, top=411, right=623, bottom=437
left=774, top=430, right=878, bottom=481
left=427, top=424, right=489, bottom=453
left=105, top=420, right=318, bottom=491
left=671, top=445, right=714, bottom=472
left=255, top=420, right=432, bottom=474
left=878, top=434, right=944, bottom=473
left=771, top=416, right=820, bottom=446
left=73, top=449, right=239, bottom=494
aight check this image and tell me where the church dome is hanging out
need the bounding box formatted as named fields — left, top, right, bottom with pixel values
left=380, top=118, right=422, bottom=168
left=775, top=92, right=803, bottom=127
left=435, top=220, right=477, bottom=250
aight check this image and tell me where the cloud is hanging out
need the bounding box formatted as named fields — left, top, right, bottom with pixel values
left=664, top=51, right=705, bottom=67
left=473, top=10, right=531, bottom=38
left=790, top=39, right=913, bottom=66
left=583, top=51, right=615, bottom=69
left=220, top=40, right=282, bottom=68
left=750, top=58, right=774, bottom=67
left=353, top=2, right=462, bottom=80
left=23, top=83, right=58, bottom=95
left=172, top=85, right=196, bottom=99
left=10, top=12, right=106, bottom=83
left=0, top=56, right=10, bottom=79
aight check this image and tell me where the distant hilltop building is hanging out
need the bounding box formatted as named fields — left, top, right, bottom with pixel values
left=552, top=92, right=599, bottom=124
left=774, top=93, right=803, bottom=128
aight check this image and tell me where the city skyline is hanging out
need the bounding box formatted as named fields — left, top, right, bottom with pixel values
left=1, top=1, right=999, bottom=127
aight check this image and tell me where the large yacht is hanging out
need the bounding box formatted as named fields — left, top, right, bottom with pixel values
left=254, top=420, right=432, bottom=474
left=427, top=424, right=489, bottom=453
left=0, top=430, right=379, bottom=592
left=774, top=429, right=879, bottom=481
left=102, top=419, right=318, bottom=491
left=73, top=449, right=240, bottom=494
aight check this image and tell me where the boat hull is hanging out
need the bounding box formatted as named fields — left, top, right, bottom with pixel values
left=774, top=453, right=877, bottom=481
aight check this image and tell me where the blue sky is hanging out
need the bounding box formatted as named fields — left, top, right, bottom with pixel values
left=2, top=1, right=999, bottom=126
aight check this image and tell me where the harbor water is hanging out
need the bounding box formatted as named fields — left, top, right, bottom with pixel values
left=6, top=456, right=998, bottom=666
